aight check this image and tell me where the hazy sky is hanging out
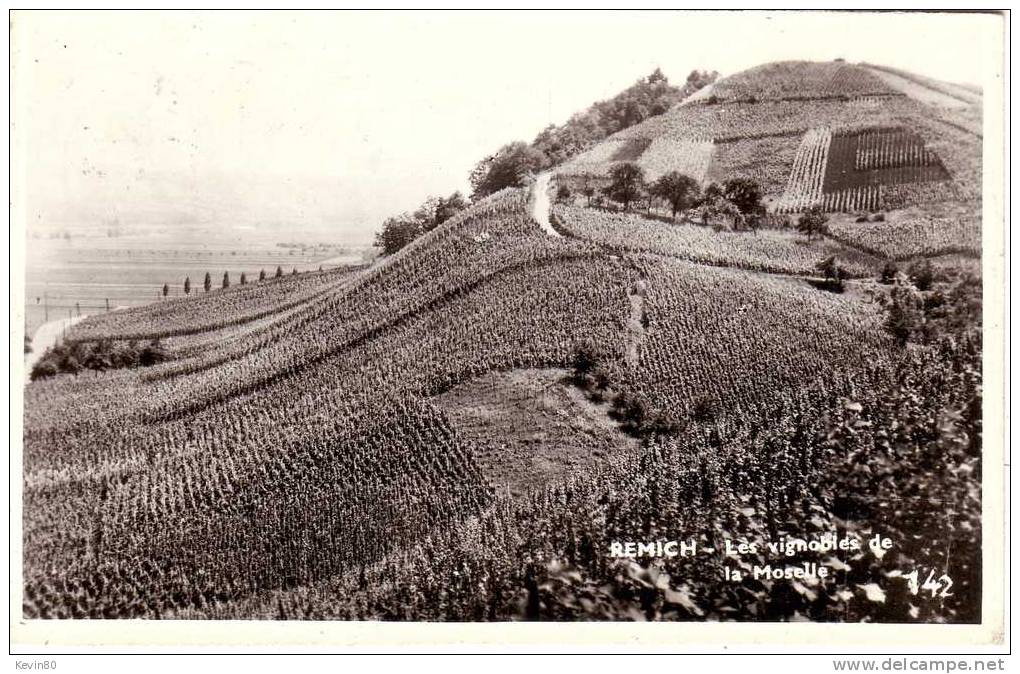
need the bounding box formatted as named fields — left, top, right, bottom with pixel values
left=12, top=10, right=1002, bottom=244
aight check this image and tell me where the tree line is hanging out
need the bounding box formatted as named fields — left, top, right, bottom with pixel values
left=160, top=266, right=308, bottom=298
left=580, top=161, right=836, bottom=244
left=374, top=68, right=718, bottom=256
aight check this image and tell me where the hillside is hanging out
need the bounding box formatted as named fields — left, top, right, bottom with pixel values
left=556, top=60, right=981, bottom=216
left=22, top=60, right=983, bottom=622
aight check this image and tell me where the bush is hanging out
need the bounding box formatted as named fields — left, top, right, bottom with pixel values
left=797, top=206, right=829, bottom=241
left=816, top=255, right=847, bottom=286
left=907, top=258, right=937, bottom=291
left=139, top=339, right=168, bottom=367
left=880, top=261, right=899, bottom=284
left=691, top=394, right=720, bottom=422
left=30, top=359, right=59, bottom=381
left=28, top=337, right=171, bottom=380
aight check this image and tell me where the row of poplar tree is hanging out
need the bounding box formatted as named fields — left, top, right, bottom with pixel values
left=162, top=265, right=303, bottom=297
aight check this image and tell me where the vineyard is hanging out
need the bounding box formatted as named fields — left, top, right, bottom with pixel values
left=557, top=139, right=629, bottom=177
left=636, top=136, right=714, bottom=183
left=175, top=334, right=981, bottom=623
left=66, top=264, right=364, bottom=343
left=776, top=127, right=832, bottom=212
left=552, top=59, right=980, bottom=222
left=828, top=213, right=981, bottom=259
left=703, top=60, right=899, bottom=103
left=22, top=58, right=985, bottom=624
left=706, top=135, right=800, bottom=195
left=551, top=205, right=884, bottom=278
left=822, top=128, right=950, bottom=195
left=625, top=255, right=892, bottom=419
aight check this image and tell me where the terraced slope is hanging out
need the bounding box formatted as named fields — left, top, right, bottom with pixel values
left=555, top=60, right=980, bottom=218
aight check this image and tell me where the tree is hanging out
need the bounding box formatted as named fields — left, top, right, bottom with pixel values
left=412, top=191, right=468, bottom=235
left=374, top=214, right=419, bottom=256
left=883, top=284, right=923, bottom=346
left=139, top=339, right=168, bottom=367
left=431, top=192, right=468, bottom=229
left=650, top=171, right=701, bottom=219
left=815, top=255, right=846, bottom=292
left=571, top=341, right=600, bottom=384
left=745, top=204, right=767, bottom=234
left=84, top=340, right=114, bottom=371
left=797, top=206, right=829, bottom=241
left=292, top=268, right=297, bottom=275
left=722, top=178, right=763, bottom=216
left=880, top=261, right=899, bottom=284
left=222, top=271, right=230, bottom=289
left=701, top=182, right=723, bottom=204
left=469, top=142, right=546, bottom=199
left=276, top=265, right=283, bottom=279
left=686, top=69, right=719, bottom=90
left=373, top=191, right=468, bottom=257
left=30, top=359, right=58, bottom=381
left=907, top=258, right=937, bottom=291
left=580, top=173, right=597, bottom=207
left=259, top=269, right=266, bottom=282
left=162, top=283, right=169, bottom=298
left=240, top=272, right=247, bottom=285
left=603, top=162, right=645, bottom=211
left=647, top=67, right=668, bottom=84
left=203, top=272, right=212, bottom=293
left=184, top=276, right=191, bottom=295
left=556, top=184, right=572, bottom=203
left=698, top=195, right=743, bottom=229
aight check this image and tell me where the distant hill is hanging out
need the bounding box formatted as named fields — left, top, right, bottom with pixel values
left=555, top=60, right=981, bottom=216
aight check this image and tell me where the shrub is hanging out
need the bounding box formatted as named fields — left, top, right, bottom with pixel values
left=880, top=261, right=899, bottom=284
left=907, top=258, right=937, bottom=291
left=796, top=205, right=830, bottom=241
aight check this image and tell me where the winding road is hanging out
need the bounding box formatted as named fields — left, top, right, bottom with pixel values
left=531, top=172, right=561, bottom=237
left=25, top=315, right=87, bottom=376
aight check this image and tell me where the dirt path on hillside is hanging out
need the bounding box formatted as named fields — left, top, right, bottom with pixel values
left=531, top=173, right=561, bottom=237
left=624, top=279, right=647, bottom=369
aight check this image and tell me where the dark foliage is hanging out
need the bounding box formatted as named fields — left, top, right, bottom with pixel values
left=603, top=163, right=646, bottom=211
left=650, top=171, right=701, bottom=219
left=374, top=192, right=470, bottom=256
left=30, top=338, right=169, bottom=380
left=797, top=206, right=830, bottom=241
left=722, top=178, right=763, bottom=216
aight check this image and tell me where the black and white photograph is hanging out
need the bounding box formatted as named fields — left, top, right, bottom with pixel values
left=8, top=8, right=1007, bottom=653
